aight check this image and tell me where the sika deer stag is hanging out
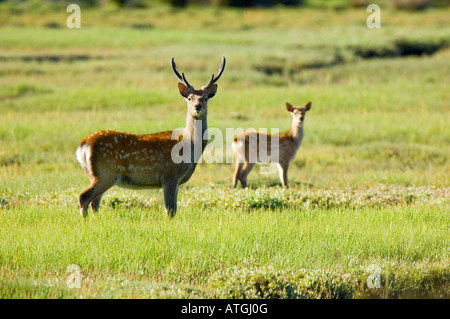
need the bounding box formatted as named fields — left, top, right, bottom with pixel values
left=232, top=101, right=311, bottom=188
left=76, top=56, right=226, bottom=218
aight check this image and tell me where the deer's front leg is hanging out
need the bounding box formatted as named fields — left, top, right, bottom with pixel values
left=162, top=182, right=179, bottom=218
left=278, top=162, right=289, bottom=187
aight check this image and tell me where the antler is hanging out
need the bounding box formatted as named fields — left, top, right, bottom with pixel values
left=171, top=57, right=192, bottom=89
left=203, top=56, right=226, bottom=88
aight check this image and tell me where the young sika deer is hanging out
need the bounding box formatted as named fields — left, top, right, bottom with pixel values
left=76, top=57, right=226, bottom=218
left=232, top=101, right=311, bottom=188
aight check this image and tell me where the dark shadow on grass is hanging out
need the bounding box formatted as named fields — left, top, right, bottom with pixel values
left=0, top=54, right=109, bottom=63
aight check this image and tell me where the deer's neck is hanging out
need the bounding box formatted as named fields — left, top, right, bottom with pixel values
left=288, top=120, right=304, bottom=146
left=183, top=114, right=208, bottom=163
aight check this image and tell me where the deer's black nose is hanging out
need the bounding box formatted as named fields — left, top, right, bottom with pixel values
left=195, top=104, right=202, bottom=111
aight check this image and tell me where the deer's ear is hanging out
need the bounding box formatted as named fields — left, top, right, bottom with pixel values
left=206, top=84, right=218, bottom=99
left=286, top=103, right=294, bottom=112
left=304, top=102, right=312, bottom=111
left=178, top=83, right=190, bottom=98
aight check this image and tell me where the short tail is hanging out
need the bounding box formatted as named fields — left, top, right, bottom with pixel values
left=76, top=142, right=92, bottom=174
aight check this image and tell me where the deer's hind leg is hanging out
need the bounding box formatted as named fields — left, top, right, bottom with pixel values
left=233, top=161, right=243, bottom=188
left=90, top=194, right=104, bottom=216
left=79, top=177, right=116, bottom=218
left=238, top=161, right=255, bottom=188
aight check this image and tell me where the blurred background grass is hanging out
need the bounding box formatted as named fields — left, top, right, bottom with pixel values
left=1, top=1, right=449, bottom=189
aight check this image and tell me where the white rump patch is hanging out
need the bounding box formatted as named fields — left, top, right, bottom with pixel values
left=76, top=144, right=93, bottom=175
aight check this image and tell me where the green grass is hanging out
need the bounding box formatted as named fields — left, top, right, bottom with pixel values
left=0, top=5, right=449, bottom=298
left=1, top=198, right=448, bottom=298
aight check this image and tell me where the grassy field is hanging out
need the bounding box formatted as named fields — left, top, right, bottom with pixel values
left=0, top=3, right=449, bottom=298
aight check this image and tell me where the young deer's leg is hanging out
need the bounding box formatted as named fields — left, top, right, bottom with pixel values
left=162, top=182, right=179, bottom=218
left=79, top=178, right=115, bottom=218
left=277, top=162, right=289, bottom=187
left=233, top=161, right=243, bottom=188
left=239, top=162, right=255, bottom=188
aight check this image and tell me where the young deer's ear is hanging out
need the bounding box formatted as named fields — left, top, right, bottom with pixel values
left=206, top=84, right=218, bottom=99
left=286, top=102, right=294, bottom=112
left=304, top=102, right=312, bottom=111
left=178, top=82, right=190, bottom=98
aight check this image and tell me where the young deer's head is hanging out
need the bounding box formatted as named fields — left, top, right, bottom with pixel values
left=171, top=57, right=226, bottom=120
left=286, top=102, right=312, bottom=126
